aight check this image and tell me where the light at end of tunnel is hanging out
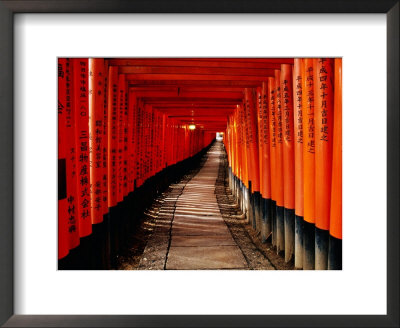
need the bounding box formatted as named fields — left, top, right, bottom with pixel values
left=188, top=124, right=196, bottom=130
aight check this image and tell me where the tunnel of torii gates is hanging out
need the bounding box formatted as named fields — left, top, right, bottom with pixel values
left=58, top=58, right=342, bottom=270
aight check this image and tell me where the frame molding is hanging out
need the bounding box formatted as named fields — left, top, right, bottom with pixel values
left=0, top=1, right=398, bottom=327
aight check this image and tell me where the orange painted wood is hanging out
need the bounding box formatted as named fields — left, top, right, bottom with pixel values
left=73, top=58, right=92, bottom=237
left=256, top=87, right=264, bottom=195
left=129, top=80, right=261, bottom=87
left=125, top=73, right=273, bottom=82
left=119, top=65, right=276, bottom=77
left=116, top=74, right=126, bottom=202
left=262, top=82, right=271, bottom=199
left=274, top=70, right=284, bottom=207
left=302, top=58, right=316, bottom=224
left=107, top=66, right=119, bottom=207
left=244, top=88, right=260, bottom=192
left=128, top=90, right=137, bottom=191
left=281, top=64, right=295, bottom=210
left=89, top=58, right=105, bottom=224
left=268, top=77, right=277, bottom=202
left=330, top=58, right=342, bottom=240
left=58, top=58, right=69, bottom=259
left=239, top=103, right=249, bottom=188
left=109, top=58, right=292, bottom=68
left=101, top=60, right=109, bottom=216
left=314, top=58, right=334, bottom=231
left=293, top=59, right=304, bottom=217
left=64, top=58, right=80, bottom=249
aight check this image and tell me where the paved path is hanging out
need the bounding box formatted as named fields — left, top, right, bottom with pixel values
left=138, top=142, right=248, bottom=270
left=165, top=145, right=247, bottom=269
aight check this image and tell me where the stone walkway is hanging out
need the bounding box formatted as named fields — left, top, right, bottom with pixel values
left=136, top=141, right=275, bottom=270
left=138, top=143, right=247, bottom=269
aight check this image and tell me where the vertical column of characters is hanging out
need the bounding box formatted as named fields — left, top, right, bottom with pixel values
left=142, top=102, right=146, bottom=185
left=144, top=105, right=150, bottom=181
left=245, top=88, right=261, bottom=232
left=144, top=106, right=149, bottom=180
left=281, top=64, right=295, bottom=262
left=302, top=58, right=316, bottom=269
left=153, top=111, right=158, bottom=174
left=275, top=70, right=285, bottom=254
left=293, top=58, right=304, bottom=269
left=256, top=87, right=264, bottom=199
left=64, top=59, right=80, bottom=249
left=142, top=102, right=148, bottom=183
left=161, top=114, right=167, bottom=170
left=159, top=113, right=164, bottom=171
left=328, top=58, right=342, bottom=270
left=128, top=90, right=135, bottom=192
left=58, top=58, right=69, bottom=260
left=150, top=108, right=155, bottom=177
left=156, top=112, right=161, bottom=172
left=268, top=77, right=277, bottom=247
left=132, top=95, right=139, bottom=189
left=260, top=81, right=272, bottom=241
left=123, top=79, right=129, bottom=197
left=107, top=66, right=118, bottom=208
left=151, top=108, right=156, bottom=176
left=117, top=74, right=125, bottom=203
left=159, top=112, right=164, bottom=172
left=102, top=60, right=108, bottom=216
left=314, top=58, right=334, bottom=270
left=89, top=58, right=105, bottom=224
left=141, top=105, right=147, bottom=182
left=135, top=101, right=143, bottom=187
left=164, top=117, right=170, bottom=167
left=73, top=58, right=92, bottom=238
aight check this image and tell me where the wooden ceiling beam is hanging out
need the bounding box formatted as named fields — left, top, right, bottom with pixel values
left=125, top=73, right=271, bottom=81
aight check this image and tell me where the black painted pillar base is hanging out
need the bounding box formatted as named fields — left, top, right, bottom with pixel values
left=271, top=200, right=277, bottom=247
left=303, top=221, right=315, bottom=270
left=315, top=227, right=329, bottom=270
left=276, top=205, right=285, bottom=255
left=253, top=191, right=261, bottom=234
left=294, top=215, right=304, bottom=269
left=328, top=235, right=342, bottom=270
left=261, top=198, right=272, bottom=243
left=284, top=208, right=295, bottom=263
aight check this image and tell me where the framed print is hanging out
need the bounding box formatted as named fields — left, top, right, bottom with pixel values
left=0, top=1, right=398, bottom=327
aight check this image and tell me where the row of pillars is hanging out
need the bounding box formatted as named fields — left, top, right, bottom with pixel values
left=224, top=58, right=342, bottom=270
left=58, top=58, right=215, bottom=262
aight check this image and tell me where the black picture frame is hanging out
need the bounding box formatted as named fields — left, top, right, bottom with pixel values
left=0, top=1, right=398, bottom=327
